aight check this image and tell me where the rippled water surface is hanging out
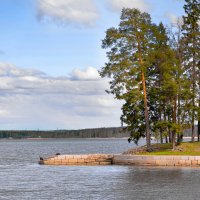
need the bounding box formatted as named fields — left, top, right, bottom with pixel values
left=0, top=138, right=200, bottom=200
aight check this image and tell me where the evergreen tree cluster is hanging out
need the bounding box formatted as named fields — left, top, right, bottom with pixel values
left=100, top=0, right=200, bottom=149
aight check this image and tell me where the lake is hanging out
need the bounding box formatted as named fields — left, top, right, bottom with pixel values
left=0, top=138, right=199, bottom=200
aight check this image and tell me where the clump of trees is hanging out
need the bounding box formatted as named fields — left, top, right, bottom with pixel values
left=99, top=0, right=200, bottom=150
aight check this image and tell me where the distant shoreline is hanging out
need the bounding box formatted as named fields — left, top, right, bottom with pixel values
left=0, top=136, right=197, bottom=142
left=0, top=137, right=130, bottom=141
left=0, top=126, right=197, bottom=140
left=0, top=127, right=130, bottom=139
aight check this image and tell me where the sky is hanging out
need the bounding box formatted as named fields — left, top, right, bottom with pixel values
left=0, top=0, right=185, bottom=130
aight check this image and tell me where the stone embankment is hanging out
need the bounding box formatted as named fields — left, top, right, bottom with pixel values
left=39, top=154, right=200, bottom=167
left=113, top=155, right=200, bottom=167
left=39, top=154, right=113, bottom=166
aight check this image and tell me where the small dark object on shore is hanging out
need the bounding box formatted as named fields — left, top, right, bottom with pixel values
left=40, top=157, right=44, bottom=161
left=55, top=153, right=60, bottom=155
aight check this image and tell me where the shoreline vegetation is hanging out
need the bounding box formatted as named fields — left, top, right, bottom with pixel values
left=123, top=142, right=200, bottom=156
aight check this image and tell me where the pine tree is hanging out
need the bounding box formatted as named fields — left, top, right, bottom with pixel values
left=169, top=19, right=194, bottom=143
left=182, top=0, right=200, bottom=142
left=99, top=8, right=157, bottom=149
left=148, top=22, right=180, bottom=149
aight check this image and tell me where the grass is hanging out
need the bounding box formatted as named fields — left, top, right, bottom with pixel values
left=137, top=142, right=200, bottom=156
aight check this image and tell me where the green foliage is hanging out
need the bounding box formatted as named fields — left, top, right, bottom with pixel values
left=182, top=0, right=200, bottom=140
left=100, top=8, right=157, bottom=144
left=100, top=2, right=200, bottom=148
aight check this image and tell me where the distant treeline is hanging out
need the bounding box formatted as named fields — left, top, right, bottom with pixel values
left=0, top=126, right=197, bottom=139
left=0, top=127, right=130, bottom=139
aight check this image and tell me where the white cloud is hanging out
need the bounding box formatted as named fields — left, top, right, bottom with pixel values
left=106, top=0, right=151, bottom=12
left=71, top=66, right=101, bottom=81
left=0, top=63, right=122, bottom=129
left=0, top=62, right=45, bottom=77
left=37, top=0, right=99, bottom=27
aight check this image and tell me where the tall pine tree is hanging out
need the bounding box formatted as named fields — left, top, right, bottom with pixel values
left=182, top=0, right=200, bottom=142
left=148, top=22, right=180, bottom=149
left=99, top=8, right=158, bottom=149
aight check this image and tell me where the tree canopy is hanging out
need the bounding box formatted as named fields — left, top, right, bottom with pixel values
left=100, top=1, right=200, bottom=149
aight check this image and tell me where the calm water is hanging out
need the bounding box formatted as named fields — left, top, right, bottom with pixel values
left=0, top=138, right=200, bottom=200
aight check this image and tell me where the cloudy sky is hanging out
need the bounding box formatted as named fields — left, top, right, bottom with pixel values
left=0, top=0, right=185, bottom=130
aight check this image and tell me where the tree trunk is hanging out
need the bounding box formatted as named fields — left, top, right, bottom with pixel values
left=158, top=74, right=163, bottom=144
left=165, top=136, right=168, bottom=143
left=160, top=131, right=163, bottom=144
left=191, top=50, right=196, bottom=142
left=164, top=112, right=168, bottom=143
left=198, top=63, right=200, bottom=142
left=168, top=130, right=172, bottom=143
left=172, top=131, right=176, bottom=150
left=167, top=114, right=172, bottom=143
left=172, top=97, right=177, bottom=150
left=141, top=72, right=151, bottom=149
left=191, top=81, right=195, bottom=142
left=198, top=120, right=200, bottom=142
left=198, top=98, right=200, bottom=142
left=191, top=84, right=195, bottom=142
left=177, top=84, right=183, bottom=144
left=137, top=36, right=151, bottom=150
left=159, top=106, right=163, bottom=144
